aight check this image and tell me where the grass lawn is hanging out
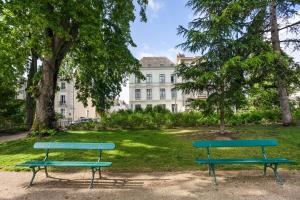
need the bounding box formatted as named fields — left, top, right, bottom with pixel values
left=0, top=125, right=299, bottom=172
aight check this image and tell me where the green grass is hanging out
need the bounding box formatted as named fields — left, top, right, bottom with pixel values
left=0, top=125, right=299, bottom=172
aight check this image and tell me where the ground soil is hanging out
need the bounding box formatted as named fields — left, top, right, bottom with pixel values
left=0, top=170, right=299, bottom=200
left=0, top=132, right=28, bottom=143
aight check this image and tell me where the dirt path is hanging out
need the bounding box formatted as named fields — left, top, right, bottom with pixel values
left=0, top=170, right=299, bottom=200
left=0, top=132, right=28, bottom=143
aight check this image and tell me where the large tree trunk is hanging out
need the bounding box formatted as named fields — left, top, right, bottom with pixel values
left=219, top=82, right=225, bottom=134
left=270, top=1, right=292, bottom=125
left=25, top=49, right=38, bottom=129
left=31, top=35, right=76, bottom=131
left=31, top=57, right=59, bottom=131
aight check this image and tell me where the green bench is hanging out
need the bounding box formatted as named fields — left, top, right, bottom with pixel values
left=17, top=142, right=115, bottom=188
left=192, top=139, right=294, bottom=185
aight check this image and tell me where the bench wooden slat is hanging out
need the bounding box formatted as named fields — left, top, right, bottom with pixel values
left=17, top=160, right=112, bottom=167
left=34, top=142, right=115, bottom=150
left=195, top=158, right=294, bottom=165
left=193, top=139, right=278, bottom=148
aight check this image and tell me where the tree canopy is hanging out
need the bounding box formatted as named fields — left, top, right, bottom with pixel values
left=1, top=0, right=148, bottom=131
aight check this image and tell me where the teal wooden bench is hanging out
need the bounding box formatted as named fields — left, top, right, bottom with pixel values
left=17, top=142, right=115, bottom=188
left=192, top=139, right=294, bottom=185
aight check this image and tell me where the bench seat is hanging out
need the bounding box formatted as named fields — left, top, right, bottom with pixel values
left=17, top=142, right=116, bottom=188
left=192, top=139, right=295, bottom=185
left=195, top=158, right=293, bottom=165
left=17, top=161, right=112, bottom=168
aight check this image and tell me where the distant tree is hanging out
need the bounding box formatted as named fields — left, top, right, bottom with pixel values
left=176, top=1, right=246, bottom=133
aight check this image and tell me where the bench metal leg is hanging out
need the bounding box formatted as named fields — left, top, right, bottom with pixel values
left=208, top=164, right=212, bottom=176
left=272, top=164, right=283, bottom=184
left=27, top=167, right=39, bottom=188
left=89, top=168, right=97, bottom=189
left=211, top=164, right=217, bottom=185
left=98, top=167, right=102, bottom=179
left=45, top=167, right=49, bottom=178
left=263, top=164, right=267, bottom=176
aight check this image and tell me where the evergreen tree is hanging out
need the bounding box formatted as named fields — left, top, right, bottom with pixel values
left=177, top=1, right=246, bottom=133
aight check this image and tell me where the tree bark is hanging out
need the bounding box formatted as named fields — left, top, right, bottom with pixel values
left=270, top=1, right=292, bottom=125
left=219, top=82, right=225, bottom=134
left=31, top=16, right=78, bottom=131
left=25, top=49, right=38, bottom=128
left=32, top=57, right=59, bottom=130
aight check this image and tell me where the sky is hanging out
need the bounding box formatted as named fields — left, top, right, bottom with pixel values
left=119, top=0, right=300, bottom=103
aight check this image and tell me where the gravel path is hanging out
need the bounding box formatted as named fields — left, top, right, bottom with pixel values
left=0, top=132, right=28, bottom=143
left=0, top=170, right=299, bottom=200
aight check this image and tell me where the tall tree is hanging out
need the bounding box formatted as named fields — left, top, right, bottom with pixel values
left=219, top=0, right=300, bottom=125
left=3, top=0, right=147, bottom=131
left=176, top=1, right=246, bottom=133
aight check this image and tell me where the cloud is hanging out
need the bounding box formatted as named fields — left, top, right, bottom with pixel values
left=148, top=0, right=162, bottom=12
left=147, top=0, right=164, bottom=20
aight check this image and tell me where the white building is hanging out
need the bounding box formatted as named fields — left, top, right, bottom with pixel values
left=129, top=57, right=187, bottom=112
left=55, top=79, right=97, bottom=121
left=109, top=99, right=129, bottom=112
left=129, top=56, right=208, bottom=112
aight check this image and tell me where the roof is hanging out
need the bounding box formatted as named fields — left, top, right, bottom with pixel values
left=140, top=57, right=175, bottom=67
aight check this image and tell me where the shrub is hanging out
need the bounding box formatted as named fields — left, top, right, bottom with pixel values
left=68, top=109, right=287, bottom=131
left=30, top=129, right=58, bottom=137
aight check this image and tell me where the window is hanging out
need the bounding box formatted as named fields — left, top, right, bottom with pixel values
left=135, top=104, right=141, bottom=110
left=61, top=82, right=66, bottom=90
left=171, top=88, right=177, bottom=99
left=172, top=104, right=178, bottom=113
left=146, top=74, right=152, bottom=83
left=86, top=110, right=89, bottom=118
left=135, top=89, right=141, bottom=100
left=160, top=88, right=166, bottom=100
left=60, top=95, right=66, bottom=105
left=146, top=104, right=152, bottom=108
left=135, top=76, right=141, bottom=83
left=60, top=108, right=65, bottom=117
left=171, top=74, right=176, bottom=83
left=160, top=64, right=164, bottom=67
left=159, top=74, right=165, bottom=83
left=146, top=89, right=152, bottom=100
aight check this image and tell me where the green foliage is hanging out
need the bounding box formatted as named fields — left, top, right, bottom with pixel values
left=68, top=110, right=289, bottom=131
left=30, top=129, right=58, bottom=137
left=176, top=0, right=248, bottom=132
left=1, top=0, right=148, bottom=131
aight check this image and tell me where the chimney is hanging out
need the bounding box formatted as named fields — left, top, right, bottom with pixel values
left=176, top=53, right=185, bottom=64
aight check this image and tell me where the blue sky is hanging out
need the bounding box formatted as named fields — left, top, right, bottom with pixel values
left=130, top=0, right=193, bottom=62
left=119, top=0, right=300, bottom=103
left=120, top=0, right=194, bottom=102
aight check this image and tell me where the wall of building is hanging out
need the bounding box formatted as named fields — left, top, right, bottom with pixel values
left=129, top=66, right=187, bottom=112
left=54, top=79, right=97, bottom=121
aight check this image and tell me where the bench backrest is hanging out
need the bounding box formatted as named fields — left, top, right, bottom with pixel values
left=34, top=142, right=115, bottom=150
left=193, top=139, right=278, bottom=148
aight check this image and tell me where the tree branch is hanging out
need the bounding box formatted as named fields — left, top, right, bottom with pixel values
left=280, top=39, right=300, bottom=43
left=278, top=20, right=300, bottom=31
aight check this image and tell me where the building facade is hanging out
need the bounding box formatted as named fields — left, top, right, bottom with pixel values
left=17, top=79, right=97, bottom=122
left=55, top=79, right=97, bottom=121
left=129, top=56, right=207, bottom=112
left=129, top=57, right=186, bottom=112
